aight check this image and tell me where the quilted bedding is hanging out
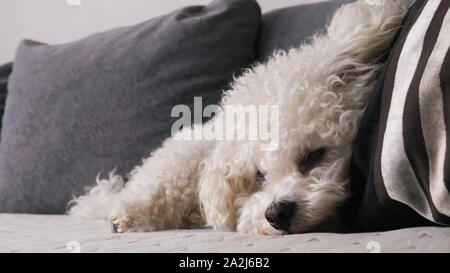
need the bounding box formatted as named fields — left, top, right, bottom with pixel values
left=0, top=213, right=449, bottom=253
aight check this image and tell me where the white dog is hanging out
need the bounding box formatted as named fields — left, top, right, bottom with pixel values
left=69, top=1, right=406, bottom=235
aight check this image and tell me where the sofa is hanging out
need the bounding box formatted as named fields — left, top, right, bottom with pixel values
left=1, top=0, right=450, bottom=253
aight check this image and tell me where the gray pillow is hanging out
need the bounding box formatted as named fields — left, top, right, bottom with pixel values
left=0, top=0, right=261, bottom=213
left=257, top=0, right=415, bottom=62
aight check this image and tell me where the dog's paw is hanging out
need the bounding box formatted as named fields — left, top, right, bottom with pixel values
left=111, top=216, right=134, bottom=233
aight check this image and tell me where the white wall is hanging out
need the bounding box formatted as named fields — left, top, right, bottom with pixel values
left=0, top=0, right=327, bottom=64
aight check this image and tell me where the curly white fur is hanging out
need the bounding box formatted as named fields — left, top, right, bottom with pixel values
left=69, top=0, right=406, bottom=235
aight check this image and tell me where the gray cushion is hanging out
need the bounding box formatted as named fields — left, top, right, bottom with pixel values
left=0, top=0, right=261, bottom=213
left=257, top=0, right=415, bottom=62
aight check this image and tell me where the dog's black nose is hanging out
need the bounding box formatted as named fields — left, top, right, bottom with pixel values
left=265, top=201, right=296, bottom=231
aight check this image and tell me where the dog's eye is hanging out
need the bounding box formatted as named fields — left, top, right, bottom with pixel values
left=298, top=148, right=326, bottom=174
left=305, top=148, right=326, bottom=166
left=255, top=170, right=265, bottom=183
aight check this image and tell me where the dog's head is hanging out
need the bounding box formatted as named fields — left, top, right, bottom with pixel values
left=198, top=0, right=405, bottom=235
left=199, top=51, right=375, bottom=234
left=199, top=72, right=367, bottom=234
left=234, top=103, right=359, bottom=235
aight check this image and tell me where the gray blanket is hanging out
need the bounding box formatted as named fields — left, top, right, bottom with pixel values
left=1, top=214, right=449, bottom=253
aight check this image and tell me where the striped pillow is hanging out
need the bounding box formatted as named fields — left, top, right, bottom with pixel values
left=351, top=0, right=450, bottom=231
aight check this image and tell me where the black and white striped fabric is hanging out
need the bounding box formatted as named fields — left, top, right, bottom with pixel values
left=351, top=0, right=450, bottom=231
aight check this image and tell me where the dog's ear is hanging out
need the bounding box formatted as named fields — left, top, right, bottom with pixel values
left=198, top=140, right=259, bottom=231
left=303, top=0, right=406, bottom=119
left=316, top=0, right=405, bottom=92
left=198, top=158, right=239, bottom=231
left=327, top=0, right=405, bottom=64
